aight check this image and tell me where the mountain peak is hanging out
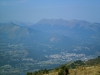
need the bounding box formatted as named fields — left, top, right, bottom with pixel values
left=36, top=19, right=91, bottom=26
left=36, top=19, right=69, bottom=26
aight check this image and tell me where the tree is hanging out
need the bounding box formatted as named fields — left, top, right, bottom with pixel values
left=26, top=72, right=32, bottom=75
left=58, top=69, right=64, bottom=75
left=58, top=66, right=69, bottom=75
left=43, top=69, right=49, bottom=74
left=64, top=67, right=69, bottom=75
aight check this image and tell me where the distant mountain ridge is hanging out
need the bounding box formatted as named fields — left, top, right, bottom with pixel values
left=36, top=19, right=90, bottom=26
left=35, top=19, right=100, bottom=30
left=29, top=19, right=100, bottom=41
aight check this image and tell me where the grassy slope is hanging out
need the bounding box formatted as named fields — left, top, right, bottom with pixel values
left=46, top=56, right=100, bottom=75
left=45, top=64, right=100, bottom=75
left=27, top=57, right=100, bottom=75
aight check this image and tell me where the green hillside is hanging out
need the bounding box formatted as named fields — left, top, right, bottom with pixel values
left=86, top=56, right=100, bottom=66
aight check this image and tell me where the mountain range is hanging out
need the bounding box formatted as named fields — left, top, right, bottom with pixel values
left=0, top=19, right=100, bottom=75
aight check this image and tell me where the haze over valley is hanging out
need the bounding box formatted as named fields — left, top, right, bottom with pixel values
left=0, top=19, right=100, bottom=75
left=0, top=0, right=100, bottom=75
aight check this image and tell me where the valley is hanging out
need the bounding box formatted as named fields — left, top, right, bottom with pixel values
left=0, top=19, right=100, bottom=75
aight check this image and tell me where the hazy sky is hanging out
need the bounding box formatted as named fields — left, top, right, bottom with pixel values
left=0, top=0, right=100, bottom=23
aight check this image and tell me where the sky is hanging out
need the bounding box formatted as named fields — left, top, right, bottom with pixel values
left=0, top=0, right=100, bottom=23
